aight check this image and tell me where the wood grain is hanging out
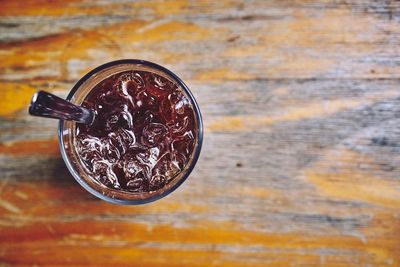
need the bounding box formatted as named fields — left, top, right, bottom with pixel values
left=1, top=0, right=400, bottom=266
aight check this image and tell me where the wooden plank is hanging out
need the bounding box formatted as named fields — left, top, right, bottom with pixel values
left=1, top=0, right=400, bottom=266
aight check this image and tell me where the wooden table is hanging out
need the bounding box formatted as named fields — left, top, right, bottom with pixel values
left=1, top=1, right=400, bottom=266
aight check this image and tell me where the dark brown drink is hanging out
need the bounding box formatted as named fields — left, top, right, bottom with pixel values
left=75, top=70, right=196, bottom=193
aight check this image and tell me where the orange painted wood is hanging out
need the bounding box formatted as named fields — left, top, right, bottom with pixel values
left=1, top=1, right=400, bottom=266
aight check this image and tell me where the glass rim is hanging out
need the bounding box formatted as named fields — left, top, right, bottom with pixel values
left=58, top=59, right=203, bottom=205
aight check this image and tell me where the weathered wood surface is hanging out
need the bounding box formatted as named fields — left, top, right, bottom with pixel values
left=1, top=0, right=400, bottom=266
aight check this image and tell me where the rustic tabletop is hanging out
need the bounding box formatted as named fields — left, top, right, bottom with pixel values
left=1, top=1, right=400, bottom=266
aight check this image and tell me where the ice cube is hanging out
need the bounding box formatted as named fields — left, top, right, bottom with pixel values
left=170, top=115, right=190, bottom=134
left=149, top=174, right=166, bottom=191
left=146, top=73, right=171, bottom=98
left=116, top=72, right=145, bottom=95
left=91, top=161, right=119, bottom=188
left=100, top=138, right=120, bottom=163
left=171, top=130, right=195, bottom=156
left=126, top=176, right=147, bottom=192
left=141, top=123, right=168, bottom=147
left=160, top=90, right=188, bottom=122
left=109, top=128, right=136, bottom=156
left=123, top=157, right=143, bottom=177
left=153, top=154, right=180, bottom=182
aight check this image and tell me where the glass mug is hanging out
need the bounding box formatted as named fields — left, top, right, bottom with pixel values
left=46, top=60, right=202, bottom=204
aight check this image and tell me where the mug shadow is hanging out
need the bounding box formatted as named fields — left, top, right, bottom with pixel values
left=33, top=156, right=100, bottom=202
left=50, top=158, right=79, bottom=184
